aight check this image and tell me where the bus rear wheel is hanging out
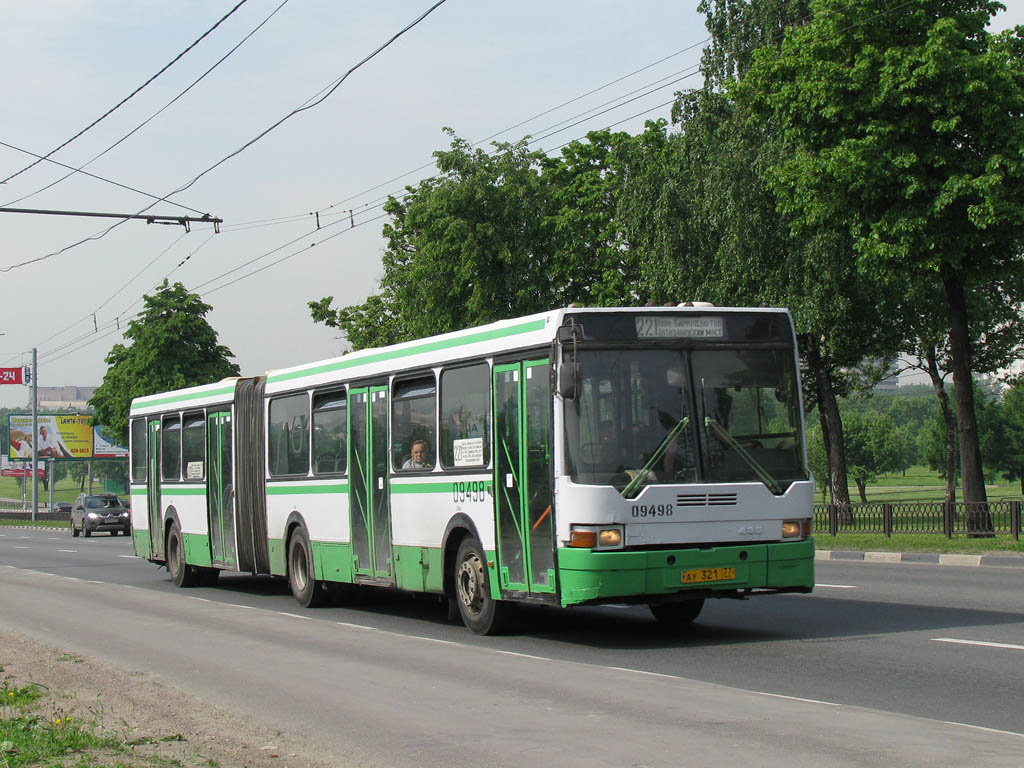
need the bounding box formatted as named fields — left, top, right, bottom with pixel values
left=648, top=598, right=704, bottom=628
left=167, top=521, right=198, bottom=588
left=453, top=536, right=506, bottom=635
left=288, top=528, right=325, bottom=608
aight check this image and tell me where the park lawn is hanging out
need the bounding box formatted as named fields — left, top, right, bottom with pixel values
left=0, top=476, right=91, bottom=505
left=814, top=532, right=1024, bottom=555
left=813, top=465, right=1024, bottom=504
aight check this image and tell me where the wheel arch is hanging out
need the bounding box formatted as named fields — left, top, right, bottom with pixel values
left=441, top=513, right=482, bottom=600
left=162, top=506, right=181, bottom=563
left=283, top=510, right=311, bottom=576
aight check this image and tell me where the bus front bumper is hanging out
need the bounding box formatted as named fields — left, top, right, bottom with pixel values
left=556, top=538, right=815, bottom=607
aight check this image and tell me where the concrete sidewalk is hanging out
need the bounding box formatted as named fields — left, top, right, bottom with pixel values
left=816, top=549, right=1024, bottom=568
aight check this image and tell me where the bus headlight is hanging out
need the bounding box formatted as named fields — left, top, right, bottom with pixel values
left=569, top=524, right=624, bottom=550
left=782, top=519, right=811, bottom=539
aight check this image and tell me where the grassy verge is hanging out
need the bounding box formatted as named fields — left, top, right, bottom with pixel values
left=0, top=521, right=69, bottom=529
left=813, top=532, right=1023, bottom=555
left=0, top=673, right=180, bottom=768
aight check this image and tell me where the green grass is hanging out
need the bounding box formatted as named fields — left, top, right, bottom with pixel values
left=814, top=532, right=1024, bottom=555
left=1, top=681, right=125, bottom=768
left=816, top=465, right=1024, bottom=504
left=0, top=672, right=194, bottom=768
left=0, top=476, right=87, bottom=506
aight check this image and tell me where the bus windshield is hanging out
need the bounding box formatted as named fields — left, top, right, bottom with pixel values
left=563, top=348, right=805, bottom=493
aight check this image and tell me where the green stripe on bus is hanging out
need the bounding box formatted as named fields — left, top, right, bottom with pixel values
left=266, top=483, right=349, bottom=495
left=159, top=486, right=206, bottom=495
left=131, top=384, right=236, bottom=412
left=268, top=319, right=547, bottom=383
left=391, top=481, right=492, bottom=494
left=130, top=488, right=147, bottom=496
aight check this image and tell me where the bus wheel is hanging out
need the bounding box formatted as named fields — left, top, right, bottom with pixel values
left=648, top=598, right=704, bottom=628
left=454, top=536, right=505, bottom=635
left=167, top=521, right=198, bottom=588
left=288, top=528, right=324, bottom=608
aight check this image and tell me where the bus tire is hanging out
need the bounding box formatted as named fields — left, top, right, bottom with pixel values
left=453, top=536, right=506, bottom=635
left=288, top=528, right=324, bottom=608
left=649, top=598, right=704, bottom=628
left=167, top=521, right=198, bottom=588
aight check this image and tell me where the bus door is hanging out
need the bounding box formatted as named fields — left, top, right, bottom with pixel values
left=146, top=419, right=163, bottom=560
left=493, top=359, right=556, bottom=595
left=348, top=386, right=394, bottom=582
left=206, top=411, right=236, bottom=568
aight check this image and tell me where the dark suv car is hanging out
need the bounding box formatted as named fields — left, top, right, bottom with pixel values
left=71, top=494, right=131, bottom=537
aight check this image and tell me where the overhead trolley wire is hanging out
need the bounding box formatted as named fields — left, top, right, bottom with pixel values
left=1, top=0, right=450, bottom=276
left=0, top=0, right=252, bottom=187
left=3, top=0, right=292, bottom=210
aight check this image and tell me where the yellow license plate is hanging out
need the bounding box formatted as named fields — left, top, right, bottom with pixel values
left=681, top=567, right=736, bottom=584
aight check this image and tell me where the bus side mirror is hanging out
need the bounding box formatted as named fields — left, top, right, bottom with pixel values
left=558, top=363, right=579, bottom=400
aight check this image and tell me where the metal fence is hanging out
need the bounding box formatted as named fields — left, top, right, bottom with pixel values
left=814, top=500, right=1022, bottom=540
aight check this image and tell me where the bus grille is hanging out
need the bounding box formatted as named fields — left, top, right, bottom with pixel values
left=676, top=493, right=738, bottom=507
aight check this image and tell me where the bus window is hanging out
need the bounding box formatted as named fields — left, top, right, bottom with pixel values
left=161, top=415, right=181, bottom=481
left=130, top=418, right=147, bottom=482
left=440, top=363, right=489, bottom=468
left=313, top=391, right=347, bottom=474
left=181, top=413, right=205, bottom=481
left=392, top=376, right=436, bottom=471
left=268, top=394, right=310, bottom=476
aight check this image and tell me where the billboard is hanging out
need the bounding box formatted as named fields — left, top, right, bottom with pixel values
left=7, top=414, right=123, bottom=460
left=93, top=426, right=129, bottom=458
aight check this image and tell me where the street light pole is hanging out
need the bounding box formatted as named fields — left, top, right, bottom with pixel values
left=30, top=347, right=37, bottom=522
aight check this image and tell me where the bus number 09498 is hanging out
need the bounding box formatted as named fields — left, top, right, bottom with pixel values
left=453, top=480, right=487, bottom=503
left=631, top=504, right=673, bottom=518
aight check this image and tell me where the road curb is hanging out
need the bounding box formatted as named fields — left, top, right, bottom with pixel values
left=816, top=549, right=1024, bottom=568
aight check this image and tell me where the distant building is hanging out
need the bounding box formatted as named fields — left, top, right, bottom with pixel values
left=37, top=386, right=96, bottom=410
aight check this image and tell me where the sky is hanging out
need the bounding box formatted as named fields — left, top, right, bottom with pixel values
left=1, top=1, right=1022, bottom=409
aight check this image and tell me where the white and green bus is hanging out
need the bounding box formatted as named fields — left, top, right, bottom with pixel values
left=128, top=306, right=814, bottom=634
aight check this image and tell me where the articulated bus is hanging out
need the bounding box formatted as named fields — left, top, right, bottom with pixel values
left=128, top=306, right=815, bottom=634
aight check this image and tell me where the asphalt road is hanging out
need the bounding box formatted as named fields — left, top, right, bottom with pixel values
left=1, top=527, right=1022, bottom=767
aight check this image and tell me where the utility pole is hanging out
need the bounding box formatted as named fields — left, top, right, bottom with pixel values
left=30, top=347, right=37, bottom=521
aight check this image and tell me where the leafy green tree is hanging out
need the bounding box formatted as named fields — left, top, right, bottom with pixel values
left=842, top=410, right=903, bottom=502
left=311, top=129, right=651, bottom=350
left=311, top=132, right=560, bottom=349
left=998, top=378, right=1024, bottom=493
left=648, top=0, right=905, bottom=510
left=738, top=0, right=1024, bottom=533
left=89, top=281, right=239, bottom=444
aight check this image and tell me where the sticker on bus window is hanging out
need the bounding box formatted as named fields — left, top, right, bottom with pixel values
left=186, top=461, right=204, bottom=479
left=453, top=438, right=484, bottom=467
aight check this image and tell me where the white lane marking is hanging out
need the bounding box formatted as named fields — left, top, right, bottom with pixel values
left=189, top=597, right=211, bottom=603
left=815, top=583, right=857, bottom=589
left=756, top=691, right=841, bottom=707
left=608, top=667, right=679, bottom=680
left=278, top=611, right=312, bottom=620
left=497, top=651, right=550, bottom=661
left=934, top=638, right=1024, bottom=652
left=334, top=621, right=377, bottom=631
left=118, top=555, right=140, bottom=559
left=58, top=549, right=77, bottom=553
left=941, top=720, right=1024, bottom=739
left=14, top=546, right=28, bottom=549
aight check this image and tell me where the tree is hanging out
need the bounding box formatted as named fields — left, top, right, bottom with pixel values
left=89, top=281, right=240, bottom=444
left=738, top=0, right=1024, bottom=533
left=649, top=0, right=905, bottom=511
left=842, top=410, right=904, bottom=502
left=311, top=129, right=649, bottom=349
left=998, top=378, right=1024, bottom=493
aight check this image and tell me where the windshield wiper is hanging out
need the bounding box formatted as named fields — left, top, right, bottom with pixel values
left=704, top=417, right=783, bottom=495
left=621, top=417, right=689, bottom=499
